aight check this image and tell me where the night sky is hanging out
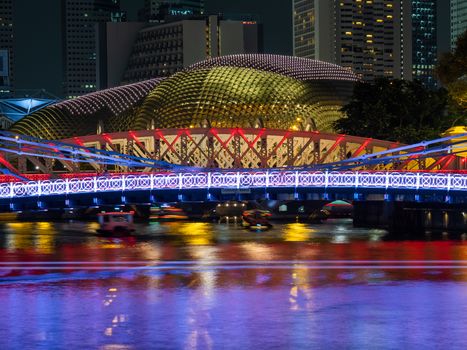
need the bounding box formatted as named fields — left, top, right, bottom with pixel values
left=120, top=0, right=293, bottom=54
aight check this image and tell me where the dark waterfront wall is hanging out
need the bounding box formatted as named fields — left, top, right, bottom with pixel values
left=353, top=201, right=467, bottom=234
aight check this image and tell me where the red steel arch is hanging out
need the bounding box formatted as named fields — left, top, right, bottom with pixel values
left=63, top=128, right=400, bottom=170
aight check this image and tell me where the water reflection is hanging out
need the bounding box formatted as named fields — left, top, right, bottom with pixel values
left=186, top=287, right=214, bottom=350
left=0, top=221, right=466, bottom=349
left=282, top=223, right=313, bottom=242
left=170, top=222, right=214, bottom=246
left=3, top=222, right=57, bottom=253
left=289, top=267, right=314, bottom=311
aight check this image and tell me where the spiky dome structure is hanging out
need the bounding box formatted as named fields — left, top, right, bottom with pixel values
left=10, top=55, right=358, bottom=140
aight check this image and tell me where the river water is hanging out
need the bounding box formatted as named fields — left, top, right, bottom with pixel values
left=0, top=220, right=466, bottom=349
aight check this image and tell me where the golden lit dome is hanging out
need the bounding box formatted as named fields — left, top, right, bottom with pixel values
left=10, top=55, right=358, bottom=140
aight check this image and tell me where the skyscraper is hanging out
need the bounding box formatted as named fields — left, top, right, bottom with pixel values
left=292, top=0, right=315, bottom=59
left=412, top=1, right=438, bottom=88
left=0, top=0, right=13, bottom=95
left=293, top=0, right=449, bottom=87
left=451, top=0, right=467, bottom=49
left=292, top=0, right=412, bottom=81
left=64, top=0, right=122, bottom=98
left=120, top=15, right=261, bottom=85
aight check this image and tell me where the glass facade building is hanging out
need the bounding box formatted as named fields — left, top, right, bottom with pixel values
left=451, top=0, right=467, bottom=49
left=293, top=0, right=448, bottom=88
left=64, top=0, right=122, bottom=98
left=293, top=0, right=315, bottom=59
left=292, top=0, right=411, bottom=82
left=412, top=1, right=438, bottom=89
left=0, top=0, right=13, bottom=95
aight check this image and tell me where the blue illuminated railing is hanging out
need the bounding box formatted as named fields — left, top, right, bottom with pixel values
left=0, top=171, right=465, bottom=199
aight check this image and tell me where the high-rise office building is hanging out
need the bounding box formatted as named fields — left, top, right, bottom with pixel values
left=139, top=0, right=204, bottom=22
left=412, top=1, right=438, bottom=89
left=451, top=0, right=467, bottom=49
left=0, top=0, right=13, bottom=95
left=292, top=0, right=315, bottom=59
left=64, top=0, right=123, bottom=98
left=292, top=0, right=412, bottom=81
left=293, top=0, right=448, bottom=87
left=120, top=15, right=261, bottom=85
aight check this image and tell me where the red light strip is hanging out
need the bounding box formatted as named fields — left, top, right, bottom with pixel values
left=156, top=130, right=184, bottom=162
left=351, top=139, right=371, bottom=158
left=318, top=136, right=345, bottom=164
left=209, top=129, right=237, bottom=161
left=266, top=131, right=292, bottom=163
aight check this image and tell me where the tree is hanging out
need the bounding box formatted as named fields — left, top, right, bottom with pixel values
left=435, top=30, right=467, bottom=86
left=333, top=78, right=452, bottom=144
left=435, top=29, right=467, bottom=126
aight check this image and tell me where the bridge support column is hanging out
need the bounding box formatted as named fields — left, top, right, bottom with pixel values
left=353, top=192, right=364, bottom=201
left=93, top=197, right=102, bottom=205
left=415, top=194, right=423, bottom=202
left=445, top=195, right=453, bottom=204
left=37, top=200, right=46, bottom=209
left=384, top=193, right=394, bottom=202
left=150, top=194, right=156, bottom=203
left=294, top=191, right=303, bottom=200
left=121, top=195, right=126, bottom=204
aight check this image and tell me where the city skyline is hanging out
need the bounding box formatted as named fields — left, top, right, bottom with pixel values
left=0, top=0, right=458, bottom=99
left=292, top=0, right=451, bottom=87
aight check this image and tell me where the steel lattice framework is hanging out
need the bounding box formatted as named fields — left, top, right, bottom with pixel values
left=0, top=130, right=187, bottom=180
left=62, top=128, right=401, bottom=171
left=0, top=171, right=465, bottom=199
left=0, top=131, right=465, bottom=200
left=0, top=129, right=465, bottom=182
left=314, top=132, right=467, bottom=172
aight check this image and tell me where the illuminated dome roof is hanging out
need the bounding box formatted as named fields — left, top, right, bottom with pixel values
left=10, top=55, right=358, bottom=140
left=10, top=79, right=163, bottom=140
left=187, top=54, right=357, bottom=82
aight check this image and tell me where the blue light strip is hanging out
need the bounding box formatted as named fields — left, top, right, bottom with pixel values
left=0, top=171, right=465, bottom=199
left=0, top=131, right=186, bottom=170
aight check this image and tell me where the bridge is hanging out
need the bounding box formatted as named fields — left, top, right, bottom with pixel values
left=0, top=129, right=465, bottom=208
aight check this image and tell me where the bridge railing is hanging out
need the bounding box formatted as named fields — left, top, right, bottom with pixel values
left=0, top=171, right=465, bottom=199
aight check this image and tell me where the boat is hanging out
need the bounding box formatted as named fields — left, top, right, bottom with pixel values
left=96, top=211, right=135, bottom=235
left=242, top=209, right=273, bottom=231
left=215, top=201, right=246, bottom=216
left=321, top=200, right=353, bottom=218
left=308, top=209, right=330, bottom=223
left=149, top=205, right=188, bottom=221
left=215, top=201, right=247, bottom=224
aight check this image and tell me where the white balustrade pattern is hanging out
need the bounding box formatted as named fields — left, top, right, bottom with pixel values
left=0, top=171, right=465, bottom=199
